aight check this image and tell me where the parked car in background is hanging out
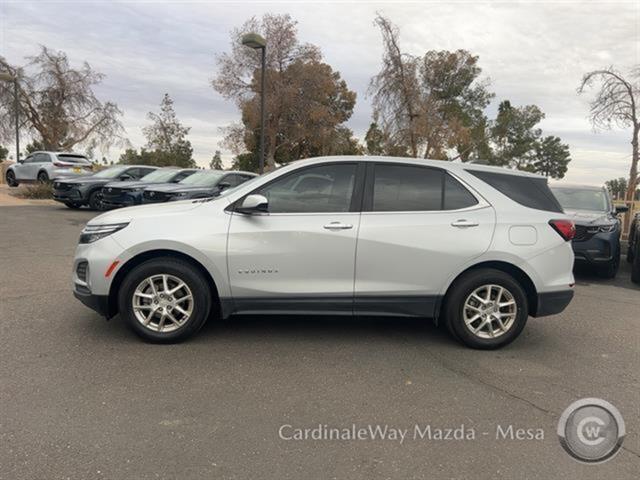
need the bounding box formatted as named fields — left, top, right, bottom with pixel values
left=53, top=165, right=158, bottom=210
left=627, top=212, right=640, bottom=284
left=142, top=170, right=256, bottom=204
left=5, top=151, right=93, bottom=186
left=101, top=168, right=197, bottom=209
left=550, top=184, right=627, bottom=278
left=73, top=156, right=575, bottom=349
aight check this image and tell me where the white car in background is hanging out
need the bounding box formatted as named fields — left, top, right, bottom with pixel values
left=72, top=156, right=576, bottom=349
left=5, top=151, right=93, bottom=186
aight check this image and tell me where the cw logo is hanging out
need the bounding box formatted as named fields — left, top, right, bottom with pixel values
left=576, top=416, right=605, bottom=446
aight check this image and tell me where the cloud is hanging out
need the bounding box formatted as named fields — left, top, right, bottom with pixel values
left=1, top=0, right=637, bottom=183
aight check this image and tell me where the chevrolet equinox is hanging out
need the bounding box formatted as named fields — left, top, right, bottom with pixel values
left=72, top=156, right=576, bottom=349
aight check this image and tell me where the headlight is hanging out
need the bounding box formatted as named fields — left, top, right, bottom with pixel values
left=587, top=223, right=616, bottom=234
left=79, top=223, right=129, bottom=244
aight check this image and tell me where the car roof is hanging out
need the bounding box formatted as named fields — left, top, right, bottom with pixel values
left=290, top=156, right=545, bottom=179
left=549, top=183, right=605, bottom=191
left=30, top=151, right=88, bottom=156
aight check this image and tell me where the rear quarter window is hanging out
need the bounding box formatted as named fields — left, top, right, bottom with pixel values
left=466, top=169, right=562, bottom=213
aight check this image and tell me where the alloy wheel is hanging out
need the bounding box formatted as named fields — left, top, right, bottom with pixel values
left=463, top=284, right=517, bottom=339
left=132, top=274, right=194, bottom=333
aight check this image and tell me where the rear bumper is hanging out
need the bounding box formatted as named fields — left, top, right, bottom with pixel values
left=534, top=289, right=574, bottom=317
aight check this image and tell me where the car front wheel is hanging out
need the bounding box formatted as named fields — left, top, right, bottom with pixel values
left=88, top=190, right=103, bottom=210
left=444, top=269, right=528, bottom=349
left=596, top=254, right=619, bottom=279
left=118, top=257, right=213, bottom=342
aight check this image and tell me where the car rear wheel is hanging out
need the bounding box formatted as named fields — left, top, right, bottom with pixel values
left=37, top=171, right=49, bottom=183
left=444, top=269, right=528, bottom=349
left=118, top=258, right=213, bottom=342
left=5, top=170, right=18, bottom=187
left=88, top=190, right=103, bottom=210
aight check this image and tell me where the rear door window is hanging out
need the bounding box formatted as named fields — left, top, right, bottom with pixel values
left=444, top=174, right=478, bottom=210
left=35, top=153, right=51, bottom=163
left=466, top=169, right=562, bottom=213
left=371, top=164, right=443, bottom=212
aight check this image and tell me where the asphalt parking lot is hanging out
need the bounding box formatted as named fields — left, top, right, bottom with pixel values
left=1, top=204, right=639, bottom=480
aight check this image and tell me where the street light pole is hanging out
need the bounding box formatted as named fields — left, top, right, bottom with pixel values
left=0, top=72, right=19, bottom=162
left=241, top=33, right=267, bottom=174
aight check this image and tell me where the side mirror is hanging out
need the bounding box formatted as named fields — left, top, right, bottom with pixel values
left=237, top=194, right=268, bottom=214
left=615, top=205, right=629, bottom=214
left=218, top=182, right=231, bottom=191
left=119, top=174, right=132, bottom=181
left=17, top=158, right=24, bottom=164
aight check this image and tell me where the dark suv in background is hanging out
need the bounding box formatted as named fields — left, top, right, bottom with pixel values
left=142, top=170, right=256, bottom=204
left=551, top=184, right=627, bottom=278
left=101, top=168, right=197, bottom=209
left=53, top=165, right=157, bottom=210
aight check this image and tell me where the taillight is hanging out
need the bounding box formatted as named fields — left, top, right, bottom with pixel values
left=549, top=219, right=575, bottom=241
left=53, top=162, right=65, bottom=167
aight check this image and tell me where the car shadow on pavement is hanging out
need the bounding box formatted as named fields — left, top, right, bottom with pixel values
left=572, top=256, right=640, bottom=292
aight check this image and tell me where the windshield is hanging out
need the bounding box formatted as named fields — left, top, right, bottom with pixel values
left=551, top=187, right=610, bottom=212
left=179, top=171, right=225, bottom=186
left=91, top=166, right=130, bottom=179
left=140, top=169, right=178, bottom=182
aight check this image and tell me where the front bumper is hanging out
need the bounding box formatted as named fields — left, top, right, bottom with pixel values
left=534, top=289, right=574, bottom=317
left=572, top=233, right=619, bottom=265
left=53, top=188, right=84, bottom=203
left=73, top=288, right=111, bottom=318
left=101, top=191, right=143, bottom=208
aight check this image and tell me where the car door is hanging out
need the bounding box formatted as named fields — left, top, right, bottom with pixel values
left=354, top=162, right=495, bottom=317
left=13, top=154, right=34, bottom=180
left=226, top=162, right=364, bottom=314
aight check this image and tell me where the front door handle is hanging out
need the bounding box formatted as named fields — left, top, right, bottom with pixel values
left=451, top=219, right=479, bottom=228
left=323, top=222, right=353, bottom=230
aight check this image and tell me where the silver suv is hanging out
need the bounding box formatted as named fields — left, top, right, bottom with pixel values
left=72, top=156, right=576, bottom=349
left=5, top=151, right=93, bottom=186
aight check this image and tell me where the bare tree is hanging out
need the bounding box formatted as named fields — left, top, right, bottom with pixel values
left=369, top=15, right=493, bottom=161
left=212, top=14, right=322, bottom=169
left=0, top=46, right=125, bottom=153
left=368, top=14, right=421, bottom=157
left=578, top=67, right=639, bottom=203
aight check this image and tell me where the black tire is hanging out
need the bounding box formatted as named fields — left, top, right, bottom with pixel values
left=37, top=171, right=49, bottom=183
left=5, top=170, right=18, bottom=187
left=444, top=268, right=529, bottom=349
left=596, top=254, right=619, bottom=279
left=88, top=189, right=103, bottom=210
left=118, top=257, right=213, bottom=343
left=64, top=202, right=82, bottom=209
left=631, top=246, right=640, bottom=284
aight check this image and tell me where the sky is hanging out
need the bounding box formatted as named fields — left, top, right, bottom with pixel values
left=1, top=0, right=638, bottom=185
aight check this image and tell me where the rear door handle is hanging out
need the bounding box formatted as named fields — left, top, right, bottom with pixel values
left=451, top=219, right=479, bottom=228
left=323, top=222, right=353, bottom=230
